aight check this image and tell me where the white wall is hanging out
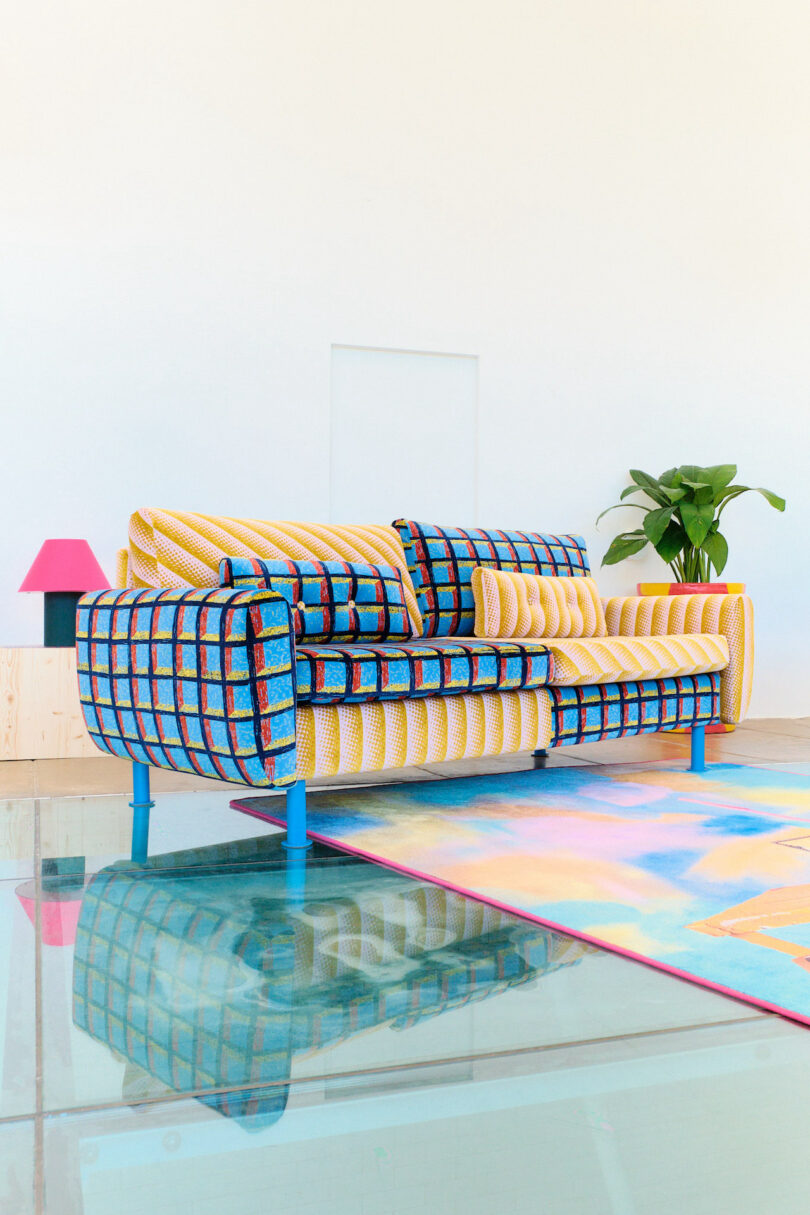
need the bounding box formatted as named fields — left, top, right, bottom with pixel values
left=330, top=346, right=478, bottom=522
left=1, top=1, right=808, bottom=716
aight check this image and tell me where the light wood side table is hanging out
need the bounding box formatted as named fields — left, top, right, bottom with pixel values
left=0, top=646, right=98, bottom=760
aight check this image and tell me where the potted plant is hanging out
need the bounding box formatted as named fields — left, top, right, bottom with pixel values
left=598, top=463, right=785, bottom=594
left=597, top=464, right=785, bottom=735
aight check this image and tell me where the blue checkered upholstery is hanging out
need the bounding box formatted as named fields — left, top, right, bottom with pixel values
left=220, top=557, right=414, bottom=643
left=549, top=674, right=720, bottom=746
left=394, top=519, right=590, bottom=638
left=295, top=637, right=553, bottom=704
left=76, top=587, right=297, bottom=787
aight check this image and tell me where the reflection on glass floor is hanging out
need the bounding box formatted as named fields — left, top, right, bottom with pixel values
left=4, top=780, right=810, bottom=1213
left=72, top=837, right=589, bottom=1129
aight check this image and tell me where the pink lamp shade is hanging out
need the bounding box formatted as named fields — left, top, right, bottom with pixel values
left=19, top=539, right=109, bottom=593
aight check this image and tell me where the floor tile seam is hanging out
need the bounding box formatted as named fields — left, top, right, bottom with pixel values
left=31, top=1012, right=770, bottom=1123
left=0, top=1111, right=41, bottom=1127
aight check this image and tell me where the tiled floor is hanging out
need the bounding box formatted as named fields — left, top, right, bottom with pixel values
left=1, top=719, right=810, bottom=1214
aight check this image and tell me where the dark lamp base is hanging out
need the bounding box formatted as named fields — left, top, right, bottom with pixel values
left=44, top=591, right=83, bottom=647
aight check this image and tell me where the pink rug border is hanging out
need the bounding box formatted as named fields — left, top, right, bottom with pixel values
left=230, top=796, right=810, bottom=1031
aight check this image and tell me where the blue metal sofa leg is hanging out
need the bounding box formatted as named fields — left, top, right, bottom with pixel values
left=130, top=762, right=155, bottom=863
left=283, top=779, right=310, bottom=906
left=283, top=780, right=312, bottom=853
left=690, top=725, right=706, bottom=773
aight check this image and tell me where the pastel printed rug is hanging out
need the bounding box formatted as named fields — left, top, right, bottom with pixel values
left=233, top=762, right=810, bottom=1024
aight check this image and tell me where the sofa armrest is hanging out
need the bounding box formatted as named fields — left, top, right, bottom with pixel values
left=601, top=593, right=754, bottom=724
left=76, top=587, right=297, bottom=786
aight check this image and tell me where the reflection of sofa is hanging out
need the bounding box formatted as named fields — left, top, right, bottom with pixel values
left=72, top=838, right=589, bottom=1128
left=75, top=510, right=753, bottom=850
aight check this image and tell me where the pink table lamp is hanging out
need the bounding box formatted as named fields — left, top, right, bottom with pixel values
left=20, top=539, right=110, bottom=646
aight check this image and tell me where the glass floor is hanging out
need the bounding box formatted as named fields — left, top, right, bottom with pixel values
left=3, top=774, right=810, bottom=1214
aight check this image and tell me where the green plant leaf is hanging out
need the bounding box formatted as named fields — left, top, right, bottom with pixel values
left=679, top=500, right=715, bottom=546
left=601, top=531, right=649, bottom=566
left=704, top=464, right=737, bottom=493
left=643, top=506, right=674, bottom=545
left=677, top=465, right=713, bottom=486
left=620, top=484, right=649, bottom=501
left=714, top=484, right=746, bottom=508
left=680, top=477, right=713, bottom=492
left=658, top=467, right=683, bottom=488
left=595, top=502, right=649, bottom=527
left=752, top=487, right=786, bottom=511
left=702, top=530, right=729, bottom=576
left=628, top=469, right=669, bottom=506
left=659, top=484, right=687, bottom=503
left=716, top=485, right=786, bottom=514
left=655, top=520, right=687, bottom=563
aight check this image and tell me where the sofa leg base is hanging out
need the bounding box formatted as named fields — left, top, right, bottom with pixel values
left=533, top=748, right=549, bottom=768
left=282, top=779, right=310, bottom=906
left=282, top=780, right=312, bottom=853
left=130, top=762, right=155, bottom=864
left=690, top=725, right=706, bottom=773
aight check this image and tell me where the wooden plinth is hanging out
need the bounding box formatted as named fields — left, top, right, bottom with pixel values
left=0, top=647, right=98, bottom=761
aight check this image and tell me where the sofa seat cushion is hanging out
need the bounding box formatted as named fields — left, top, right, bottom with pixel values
left=295, top=637, right=553, bottom=705
left=544, top=633, right=729, bottom=686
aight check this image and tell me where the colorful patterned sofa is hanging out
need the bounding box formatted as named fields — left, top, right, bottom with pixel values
left=76, top=508, right=753, bottom=856
left=72, top=836, right=590, bottom=1128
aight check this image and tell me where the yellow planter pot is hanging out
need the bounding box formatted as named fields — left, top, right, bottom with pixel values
left=637, top=582, right=745, bottom=596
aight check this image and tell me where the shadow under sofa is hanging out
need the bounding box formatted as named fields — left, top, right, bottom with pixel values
left=75, top=509, right=754, bottom=860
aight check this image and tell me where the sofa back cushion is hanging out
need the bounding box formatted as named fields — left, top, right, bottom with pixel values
left=221, top=557, right=414, bottom=643
left=118, top=509, right=423, bottom=635
left=394, top=519, right=590, bottom=638
left=472, top=569, right=607, bottom=639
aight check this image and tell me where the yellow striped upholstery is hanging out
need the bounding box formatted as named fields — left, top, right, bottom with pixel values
left=602, top=594, right=754, bottom=724
left=118, top=508, right=423, bottom=635
left=544, top=633, right=729, bottom=687
left=472, top=568, right=606, bottom=639
left=295, top=689, right=553, bottom=780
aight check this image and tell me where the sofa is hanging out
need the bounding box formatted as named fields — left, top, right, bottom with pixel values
left=72, top=835, right=590, bottom=1129
left=75, top=507, right=754, bottom=856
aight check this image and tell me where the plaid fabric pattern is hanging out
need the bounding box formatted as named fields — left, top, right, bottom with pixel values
left=394, top=519, right=590, bottom=638
left=549, top=673, right=720, bottom=746
left=220, top=557, right=413, bottom=643
left=73, top=853, right=584, bottom=1127
left=76, top=587, right=297, bottom=787
left=295, top=637, right=552, bottom=704
left=72, top=865, right=296, bottom=1129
